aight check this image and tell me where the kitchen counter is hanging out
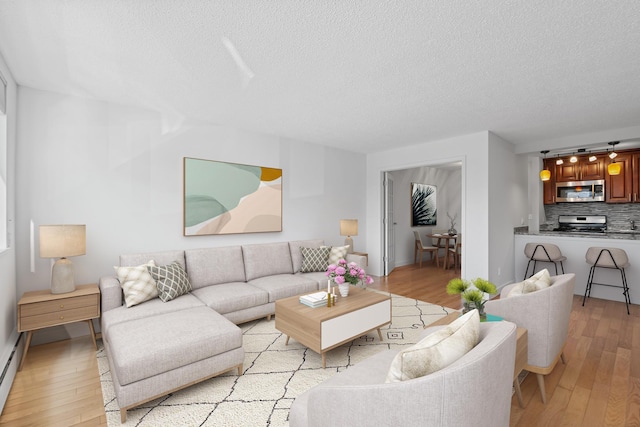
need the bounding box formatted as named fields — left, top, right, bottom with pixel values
left=514, top=233, right=639, bottom=306
left=515, top=227, right=640, bottom=240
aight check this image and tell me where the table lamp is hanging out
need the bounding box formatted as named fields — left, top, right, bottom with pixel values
left=340, top=219, right=358, bottom=253
left=39, top=224, right=86, bottom=294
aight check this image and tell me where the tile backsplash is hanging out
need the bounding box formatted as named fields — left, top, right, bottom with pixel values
left=544, top=202, right=640, bottom=230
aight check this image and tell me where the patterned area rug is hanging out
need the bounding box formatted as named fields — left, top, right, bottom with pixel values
left=98, top=293, right=455, bottom=426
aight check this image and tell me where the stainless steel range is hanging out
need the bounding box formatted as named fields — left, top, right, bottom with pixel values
left=553, top=215, right=607, bottom=233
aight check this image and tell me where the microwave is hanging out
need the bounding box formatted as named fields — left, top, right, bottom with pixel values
left=555, top=179, right=605, bottom=202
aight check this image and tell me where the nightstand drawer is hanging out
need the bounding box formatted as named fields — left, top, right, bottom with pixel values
left=20, top=294, right=98, bottom=317
left=20, top=305, right=99, bottom=331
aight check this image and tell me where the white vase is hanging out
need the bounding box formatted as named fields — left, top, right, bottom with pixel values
left=338, top=283, right=350, bottom=297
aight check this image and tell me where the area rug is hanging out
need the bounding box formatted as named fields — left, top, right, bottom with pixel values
left=98, top=293, right=455, bottom=426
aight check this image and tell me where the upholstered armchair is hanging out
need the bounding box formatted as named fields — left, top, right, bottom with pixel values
left=289, top=321, right=517, bottom=427
left=484, top=273, right=576, bottom=404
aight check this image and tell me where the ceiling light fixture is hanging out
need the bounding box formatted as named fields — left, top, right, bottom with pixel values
left=556, top=155, right=563, bottom=165
left=539, top=150, right=551, bottom=181
left=589, top=153, right=597, bottom=162
left=569, top=153, right=578, bottom=163
left=608, top=141, right=621, bottom=175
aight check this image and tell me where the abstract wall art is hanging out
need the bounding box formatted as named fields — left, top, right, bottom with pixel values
left=183, top=157, right=283, bottom=236
left=411, top=182, right=437, bottom=226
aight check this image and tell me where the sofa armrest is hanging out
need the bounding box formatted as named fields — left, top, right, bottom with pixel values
left=99, top=276, right=123, bottom=313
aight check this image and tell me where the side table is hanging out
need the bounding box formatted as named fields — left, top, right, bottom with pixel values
left=17, top=283, right=101, bottom=371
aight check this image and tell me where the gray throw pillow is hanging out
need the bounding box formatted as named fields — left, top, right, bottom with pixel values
left=300, top=247, right=331, bottom=273
left=148, top=261, right=192, bottom=302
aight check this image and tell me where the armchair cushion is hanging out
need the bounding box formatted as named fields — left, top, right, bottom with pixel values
left=385, top=309, right=479, bottom=382
left=508, top=268, right=551, bottom=297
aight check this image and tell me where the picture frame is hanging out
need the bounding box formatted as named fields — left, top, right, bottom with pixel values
left=411, top=182, right=437, bottom=226
left=183, top=157, right=283, bottom=236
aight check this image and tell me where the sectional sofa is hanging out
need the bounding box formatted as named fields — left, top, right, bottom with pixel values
left=98, top=239, right=366, bottom=422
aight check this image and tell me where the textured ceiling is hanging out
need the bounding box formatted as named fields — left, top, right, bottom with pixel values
left=0, top=1, right=639, bottom=153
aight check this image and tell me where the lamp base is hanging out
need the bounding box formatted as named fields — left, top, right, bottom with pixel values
left=51, top=258, right=76, bottom=294
left=344, top=236, right=354, bottom=253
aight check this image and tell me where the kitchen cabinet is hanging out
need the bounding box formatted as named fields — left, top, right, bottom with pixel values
left=606, top=153, right=632, bottom=203
left=555, top=156, right=605, bottom=182
left=542, top=159, right=556, bottom=204
left=631, top=153, right=640, bottom=203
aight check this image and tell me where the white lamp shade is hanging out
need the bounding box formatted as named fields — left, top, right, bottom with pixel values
left=39, top=225, right=86, bottom=258
left=340, top=219, right=358, bottom=237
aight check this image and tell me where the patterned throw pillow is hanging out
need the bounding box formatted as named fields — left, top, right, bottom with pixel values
left=300, top=247, right=331, bottom=273
left=147, top=261, right=192, bottom=302
left=325, top=245, right=349, bottom=265
left=114, top=260, right=158, bottom=308
left=385, top=309, right=480, bottom=382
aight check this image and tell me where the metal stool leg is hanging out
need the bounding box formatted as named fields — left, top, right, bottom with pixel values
left=621, top=268, right=630, bottom=315
left=583, top=265, right=595, bottom=306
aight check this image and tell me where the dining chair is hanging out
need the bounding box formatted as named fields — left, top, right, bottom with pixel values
left=445, top=233, right=462, bottom=271
left=413, top=231, right=439, bottom=268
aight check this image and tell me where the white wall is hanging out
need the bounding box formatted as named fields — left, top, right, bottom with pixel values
left=15, top=87, right=367, bottom=343
left=488, top=132, right=526, bottom=287
left=0, top=52, right=18, bottom=414
left=367, top=132, right=490, bottom=279
left=390, top=166, right=461, bottom=267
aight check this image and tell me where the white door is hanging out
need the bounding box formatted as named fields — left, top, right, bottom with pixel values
left=383, top=173, right=396, bottom=275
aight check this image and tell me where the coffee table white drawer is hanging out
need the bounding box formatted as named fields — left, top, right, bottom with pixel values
left=321, top=300, right=391, bottom=349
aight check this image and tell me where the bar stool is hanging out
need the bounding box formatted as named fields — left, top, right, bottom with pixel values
left=523, top=243, right=566, bottom=280
left=583, top=247, right=631, bottom=315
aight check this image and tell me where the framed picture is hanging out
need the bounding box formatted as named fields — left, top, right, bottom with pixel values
left=183, top=157, right=283, bottom=236
left=411, top=183, right=437, bottom=226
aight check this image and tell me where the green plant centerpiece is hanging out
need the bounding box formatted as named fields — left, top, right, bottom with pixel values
left=446, top=277, right=497, bottom=319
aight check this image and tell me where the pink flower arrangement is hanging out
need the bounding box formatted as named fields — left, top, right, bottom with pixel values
left=326, top=259, right=374, bottom=286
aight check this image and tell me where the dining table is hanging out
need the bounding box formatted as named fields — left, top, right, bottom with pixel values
left=426, top=233, right=458, bottom=269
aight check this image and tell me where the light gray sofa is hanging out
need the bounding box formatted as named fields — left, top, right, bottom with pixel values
left=99, top=240, right=366, bottom=422
left=289, top=320, right=517, bottom=427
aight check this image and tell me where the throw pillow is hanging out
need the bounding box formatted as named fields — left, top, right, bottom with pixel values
left=385, top=309, right=480, bottom=382
left=300, top=247, right=331, bottom=273
left=508, top=268, right=552, bottom=297
left=324, top=245, right=349, bottom=265
left=114, top=260, right=158, bottom=308
left=147, top=261, right=192, bottom=302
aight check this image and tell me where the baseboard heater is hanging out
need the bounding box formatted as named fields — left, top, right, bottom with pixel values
left=0, top=333, right=23, bottom=412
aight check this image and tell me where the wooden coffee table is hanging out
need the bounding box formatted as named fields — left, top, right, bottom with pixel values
left=275, top=287, right=391, bottom=368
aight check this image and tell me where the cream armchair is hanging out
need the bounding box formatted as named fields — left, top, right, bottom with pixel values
left=484, top=273, right=576, bottom=404
left=289, top=321, right=517, bottom=427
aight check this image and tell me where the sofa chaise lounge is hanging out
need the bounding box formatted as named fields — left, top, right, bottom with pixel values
left=99, top=240, right=365, bottom=422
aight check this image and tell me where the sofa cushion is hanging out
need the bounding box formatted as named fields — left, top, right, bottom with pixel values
left=300, top=247, right=331, bottom=273
left=385, top=309, right=480, bottom=382
left=148, top=261, right=192, bottom=302
left=289, top=239, right=325, bottom=273
left=101, top=293, right=205, bottom=337
left=114, top=260, right=158, bottom=307
left=248, top=274, right=318, bottom=302
left=120, top=250, right=186, bottom=269
left=242, top=242, right=294, bottom=281
left=107, top=306, right=242, bottom=386
left=185, top=246, right=246, bottom=289
left=191, top=283, right=269, bottom=314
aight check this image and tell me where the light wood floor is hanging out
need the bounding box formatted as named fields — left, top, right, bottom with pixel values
left=1, top=261, right=638, bottom=426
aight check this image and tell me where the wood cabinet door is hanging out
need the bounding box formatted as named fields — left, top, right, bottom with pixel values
left=555, top=161, right=580, bottom=182
left=580, top=157, right=606, bottom=180
left=542, top=159, right=555, bottom=204
left=632, top=153, right=640, bottom=203
left=606, top=153, right=632, bottom=203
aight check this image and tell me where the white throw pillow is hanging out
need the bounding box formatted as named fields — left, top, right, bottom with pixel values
left=115, top=260, right=158, bottom=308
left=322, top=245, right=350, bottom=265
left=385, top=309, right=480, bottom=382
left=508, top=268, right=552, bottom=297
